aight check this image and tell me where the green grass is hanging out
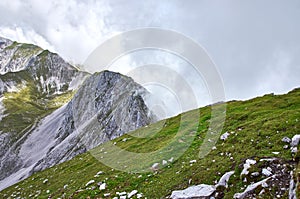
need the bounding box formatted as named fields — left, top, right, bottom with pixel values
left=1, top=88, right=300, bottom=199
left=0, top=80, right=75, bottom=141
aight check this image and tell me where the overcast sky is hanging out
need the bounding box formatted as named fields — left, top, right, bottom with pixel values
left=0, top=0, right=299, bottom=113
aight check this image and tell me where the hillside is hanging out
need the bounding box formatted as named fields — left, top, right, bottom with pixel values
left=1, top=87, right=299, bottom=198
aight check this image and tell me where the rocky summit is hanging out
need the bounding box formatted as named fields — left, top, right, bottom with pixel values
left=0, top=37, right=156, bottom=191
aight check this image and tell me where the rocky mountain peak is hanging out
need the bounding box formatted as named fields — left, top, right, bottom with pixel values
left=0, top=37, right=156, bottom=190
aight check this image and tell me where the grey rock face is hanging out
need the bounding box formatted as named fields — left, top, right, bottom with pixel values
left=32, top=71, right=155, bottom=171
left=0, top=37, right=90, bottom=190
left=0, top=70, right=155, bottom=190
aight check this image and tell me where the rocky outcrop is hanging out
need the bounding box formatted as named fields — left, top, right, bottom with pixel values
left=170, top=171, right=235, bottom=199
left=0, top=70, right=156, bottom=191
left=31, top=71, right=155, bottom=171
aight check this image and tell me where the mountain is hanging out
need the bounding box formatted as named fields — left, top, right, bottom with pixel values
left=0, top=88, right=299, bottom=198
left=0, top=37, right=87, bottom=93
left=0, top=38, right=156, bottom=191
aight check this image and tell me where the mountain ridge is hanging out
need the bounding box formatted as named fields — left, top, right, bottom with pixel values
left=0, top=37, right=156, bottom=191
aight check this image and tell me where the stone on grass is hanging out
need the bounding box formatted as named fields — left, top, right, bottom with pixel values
left=216, top=171, right=235, bottom=188
left=151, top=163, right=159, bottom=170
left=282, top=137, right=291, bottom=143
left=162, top=160, right=168, bottom=165
left=85, top=180, right=95, bottom=187
left=291, top=135, right=300, bottom=147
left=234, top=175, right=274, bottom=199
left=170, top=184, right=215, bottom=199
left=128, top=190, right=138, bottom=198
left=220, top=132, right=230, bottom=141
left=291, top=147, right=298, bottom=153
left=99, top=183, right=106, bottom=190
left=241, top=159, right=256, bottom=176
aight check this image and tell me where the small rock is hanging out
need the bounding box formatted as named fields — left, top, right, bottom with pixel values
left=171, top=184, right=216, bottom=199
left=241, top=159, right=256, bottom=176
left=291, top=147, right=298, bottom=153
left=216, top=171, right=235, bottom=188
left=251, top=172, right=260, bottom=177
left=104, top=193, right=110, bottom=197
left=262, top=168, right=272, bottom=176
left=291, top=135, right=300, bottom=147
left=128, top=190, right=138, bottom=198
left=151, top=163, right=159, bottom=170
left=85, top=180, right=95, bottom=187
left=99, top=183, right=106, bottom=190
left=117, top=191, right=127, bottom=196
left=97, top=171, right=104, bottom=175
left=162, top=160, right=168, bottom=165
left=43, top=179, right=48, bottom=184
left=190, top=160, right=197, bottom=164
left=220, top=132, right=230, bottom=140
left=137, top=193, right=143, bottom=198
left=282, top=137, right=291, bottom=143
left=272, top=152, right=280, bottom=155
left=168, top=157, right=174, bottom=162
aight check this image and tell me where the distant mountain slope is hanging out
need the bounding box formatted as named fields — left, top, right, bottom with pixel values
left=0, top=37, right=89, bottom=190
left=0, top=37, right=87, bottom=95
left=0, top=88, right=299, bottom=199
left=0, top=38, right=156, bottom=191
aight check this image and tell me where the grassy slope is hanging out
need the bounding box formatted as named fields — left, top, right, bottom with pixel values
left=1, top=88, right=300, bottom=199
left=0, top=79, right=75, bottom=139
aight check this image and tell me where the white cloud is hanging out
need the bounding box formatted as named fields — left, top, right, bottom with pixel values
left=0, top=0, right=300, bottom=106
left=0, top=26, right=56, bottom=52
